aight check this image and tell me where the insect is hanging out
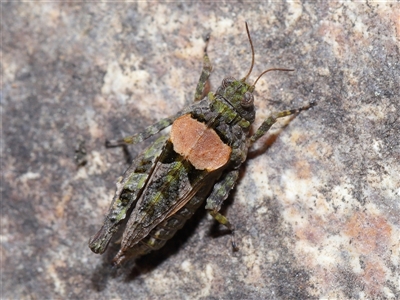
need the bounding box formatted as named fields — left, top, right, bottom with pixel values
left=89, top=23, right=314, bottom=266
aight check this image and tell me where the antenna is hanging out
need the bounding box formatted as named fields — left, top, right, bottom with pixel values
left=241, top=22, right=255, bottom=82
left=252, top=68, right=294, bottom=87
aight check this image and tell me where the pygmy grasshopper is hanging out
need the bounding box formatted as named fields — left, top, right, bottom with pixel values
left=89, top=23, right=314, bottom=266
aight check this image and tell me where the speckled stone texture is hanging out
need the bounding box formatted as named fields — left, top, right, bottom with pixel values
left=2, top=2, right=399, bottom=299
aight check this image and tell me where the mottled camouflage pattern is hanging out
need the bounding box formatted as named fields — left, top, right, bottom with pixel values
left=89, top=23, right=314, bottom=265
left=89, top=136, right=170, bottom=254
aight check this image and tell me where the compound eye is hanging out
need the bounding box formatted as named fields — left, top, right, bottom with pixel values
left=222, top=77, right=235, bottom=88
left=241, top=92, right=254, bottom=108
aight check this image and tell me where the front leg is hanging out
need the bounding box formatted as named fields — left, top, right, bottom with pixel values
left=107, top=34, right=213, bottom=149
left=205, top=170, right=240, bottom=250
left=193, top=34, right=212, bottom=102
left=249, top=101, right=316, bottom=144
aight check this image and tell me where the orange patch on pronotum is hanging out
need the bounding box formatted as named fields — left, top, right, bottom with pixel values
left=170, top=114, right=231, bottom=171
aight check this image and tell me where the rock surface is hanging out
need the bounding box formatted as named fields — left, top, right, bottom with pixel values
left=2, top=2, right=399, bottom=299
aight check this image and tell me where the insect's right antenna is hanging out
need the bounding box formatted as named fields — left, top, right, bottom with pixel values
left=241, top=22, right=255, bottom=82
left=252, top=68, right=294, bottom=88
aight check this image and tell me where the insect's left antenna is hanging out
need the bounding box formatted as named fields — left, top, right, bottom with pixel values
left=241, top=22, right=255, bottom=82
